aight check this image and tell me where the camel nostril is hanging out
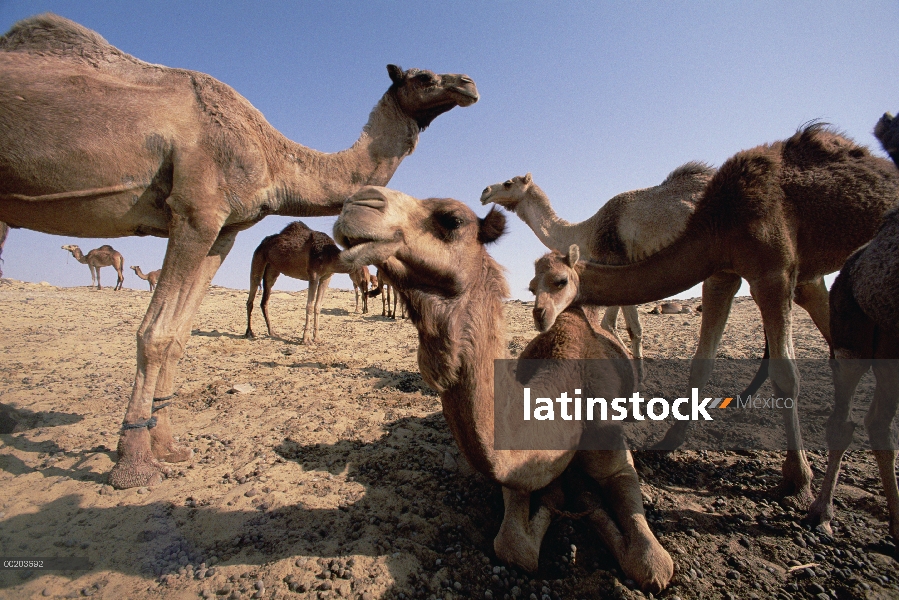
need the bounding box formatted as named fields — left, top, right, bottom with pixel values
left=482, top=187, right=489, bottom=195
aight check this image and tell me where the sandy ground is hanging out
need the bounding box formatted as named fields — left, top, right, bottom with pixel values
left=0, top=279, right=896, bottom=600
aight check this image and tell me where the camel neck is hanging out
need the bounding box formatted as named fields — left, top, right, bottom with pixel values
left=516, top=186, right=595, bottom=253
left=67, top=248, right=87, bottom=263
left=270, top=94, right=419, bottom=217
left=576, top=225, right=724, bottom=306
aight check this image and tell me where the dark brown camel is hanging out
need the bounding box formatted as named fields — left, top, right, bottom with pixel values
left=375, top=267, right=406, bottom=319
left=0, top=221, right=8, bottom=278
left=0, top=14, right=478, bottom=488
left=804, top=112, right=899, bottom=544
left=61, top=244, right=125, bottom=290
left=245, top=221, right=350, bottom=343
left=550, top=124, right=899, bottom=503
left=349, top=265, right=374, bottom=313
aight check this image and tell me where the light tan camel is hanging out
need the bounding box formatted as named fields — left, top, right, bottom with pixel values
left=0, top=221, right=8, bottom=278
left=245, top=221, right=350, bottom=343
left=349, top=265, right=374, bottom=313
left=61, top=244, right=125, bottom=290
left=528, top=125, right=899, bottom=503
left=335, top=187, right=673, bottom=593
left=0, top=14, right=478, bottom=488
left=481, top=165, right=714, bottom=379
left=130, top=265, right=161, bottom=291
left=804, top=113, right=899, bottom=544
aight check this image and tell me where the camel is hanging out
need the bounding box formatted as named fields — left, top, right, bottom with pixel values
left=523, top=124, right=899, bottom=503
left=0, top=14, right=478, bottom=488
left=0, top=221, right=8, bottom=278
left=130, top=265, right=161, bottom=291
left=245, top=221, right=350, bottom=342
left=375, top=267, right=406, bottom=319
left=349, top=265, right=374, bottom=313
left=334, top=186, right=673, bottom=593
left=61, top=244, right=125, bottom=290
left=481, top=165, right=714, bottom=379
left=804, top=113, right=899, bottom=544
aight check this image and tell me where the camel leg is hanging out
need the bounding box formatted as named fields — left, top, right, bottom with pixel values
left=108, top=209, right=233, bottom=489
left=805, top=355, right=869, bottom=534
left=600, top=306, right=628, bottom=346
left=652, top=273, right=742, bottom=451
left=260, top=268, right=279, bottom=337
left=751, top=275, right=813, bottom=504
left=354, top=285, right=360, bottom=313
left=91, top=265, right=100, bottom=290
left=794, top=276, right=831, bottom=345
left=494, top=485, right=561, bottom=572
left=312, top=274, right=332, bottom=342
left=302, top=276, right=320, bottom=344
left=620, top=305, right=644, bottom=384
left=867, top=358, right=899, bottom=543
left=578, top=450, right=673, bottom=594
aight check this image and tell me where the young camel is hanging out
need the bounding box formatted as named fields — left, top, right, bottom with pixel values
left=61, top=244, right=125, bottom=290
left=349, top=265, right=374, bottom=313
left=245, top=221, right=350, bottom=343
left=804, top=113, right=899, bottom=544
left=521, top=125, right=899, bottom=503
left=130, top=265, right=161, bottom=291
left=0, top=14, right=478, bottom=488
left=335, top=186, right=673, bottom=593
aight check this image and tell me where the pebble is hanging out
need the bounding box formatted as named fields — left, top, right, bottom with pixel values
left=136, top=487, right=149, bottom=495
left=244, top=488, right=258, bottom=497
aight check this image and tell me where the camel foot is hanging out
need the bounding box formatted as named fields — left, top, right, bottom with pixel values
left=770, top=479, right=815, bottom=508
left=109, top=430, right=167, bottom=489
left=802, top=504, right=835, bottom=538
left=244, top=329, right=255, bottom=339
left=621, top=537, right=674, bottom=595
left=493, top=530, right=540, bottom=573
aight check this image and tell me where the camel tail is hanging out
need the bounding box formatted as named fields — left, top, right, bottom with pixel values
left=248, top=246, right=267, bottom=294
left=576, top=227, right=725, bottom=307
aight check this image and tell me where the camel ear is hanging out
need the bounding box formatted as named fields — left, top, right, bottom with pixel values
left=387, top=64, right=405, bottom=84
left=566, top=244, right=580, bottom=267
left=478, top=207, right=507, bottom=245
left=524, top=173, right=532, bottom=184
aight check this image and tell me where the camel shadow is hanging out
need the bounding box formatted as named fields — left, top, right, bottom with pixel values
left=190, top=330, right=246, bottom=340
left=320, top=307, right=349, bottom=316
left=0, top=432, right=112, bottom=479
left=0, top=403, right=83, bottom=434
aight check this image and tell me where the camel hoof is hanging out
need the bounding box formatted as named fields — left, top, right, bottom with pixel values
left=108, top=456, right=165, bottom=489
left=494, top=534, right=540, bottom=573
left=771, top=481, right=815, bottom=509
left=803, top=501, right=835, bottom=536
left=622, top=539, right=674, bottom=594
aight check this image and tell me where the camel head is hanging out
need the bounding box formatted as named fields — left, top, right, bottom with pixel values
left=61, top=244, right=82, bottom=257
left=874, top=112, right=899, bottom=168
left=479, top=173, right=533, bottom=210
left=386, top=65, right=479, bottom=130
left=529, top=244, right=581, bottom=332
left=334, top=186, right=506, bottom=302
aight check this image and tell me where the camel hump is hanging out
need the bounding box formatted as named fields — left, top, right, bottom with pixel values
left=1, top=13, right=114, bottom=55
left=96, top=244, right=116, bottom=251
left=783, top=122, right=870, bottom=165
left=661, top=161, right=716, bottom=184
left=279, top=221, right=312, bottom=235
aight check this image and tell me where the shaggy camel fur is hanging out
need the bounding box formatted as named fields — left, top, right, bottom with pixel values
left=536, top=125, right=899, bottom=503
left=0, top=221, right=7, bottom=278
left=245, top=221, right=350, bottom=342
left=130, top=265, right=161, bottom=292
left=804, top=113, right=899, bottom=544
left=0, top=14, right=478, bottom=488
left=349, top=265, right=374, bottom=313
left=481, top=165, right=714, bottom=379
left=61, top=244, right=125, bottom=290
left=335, top=187, right=673, bottom=593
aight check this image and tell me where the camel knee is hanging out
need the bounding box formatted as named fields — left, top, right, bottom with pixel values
left=824, top=417, right=856, bottom=453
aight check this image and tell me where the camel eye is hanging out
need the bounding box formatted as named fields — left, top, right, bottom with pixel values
left=503, top=181, right=512, bottom=189
left=415, top=73, right=436, bottom=85
left=435, top=211, right=465, bottom=233
left=555, top=277, right=568, bottom=288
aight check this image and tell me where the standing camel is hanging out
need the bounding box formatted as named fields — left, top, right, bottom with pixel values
left=481, top=164, right=714, bottom=380
left=804, top=112, right=899, bottom=544
left=130, top=265, right=161, bottom=291
left=0, top=14, right=478, bottom=488
left=521, top=124, right=899, bottom=503
left=245, top=221, right=349, bottom=342
left=0, top=221, right=8, bottom=278
left=375, top=267, right=406, bottom=319
left=61, top=244, right=125, bottom=290
left=349, top=265, right=374, bottom=313
left=335, top=187, right=672, bottom=593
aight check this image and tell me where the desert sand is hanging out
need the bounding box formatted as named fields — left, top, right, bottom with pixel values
left=0, top=279, right=896, bottom=600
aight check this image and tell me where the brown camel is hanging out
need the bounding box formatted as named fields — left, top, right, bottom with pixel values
left=0, top=14, right=478, bottom=488
left=375, top=267, right=406, bottom=319
left=528, top=124, right=899, bottom=503
left=0, top=221, right=8, bottom=278
left=481, top=165, right=714, bottom=378
left=335, top=186, right=673, bottom=593
left=130, top=265, right=161, bottom=291
left=804, top=113, right=899, bottom=544
left=61, top=244, right=125, bottom=290
left=245, top=221, right=350, bottom=342
left=349, top=265, right=374, bottom=313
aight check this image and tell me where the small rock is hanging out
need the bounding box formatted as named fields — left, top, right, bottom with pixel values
left=443, top=452, right=458, bottom=472
left=228, top=384, right=255, bottom=394
left=136, top=487, right=149, bottom=495
left=244, top=488, right=258, bottom=498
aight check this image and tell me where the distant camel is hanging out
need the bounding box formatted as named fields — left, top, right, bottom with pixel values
left=805, top=112, right=899, bottom=544
left=349, top=265, right=374, bottom=313
left=524, top=125, right=899, bottom=503
left=130, top=265, right=161, bottom=291
left=0, top=221, right=7, bottom=278
left=0, top=13, right=478, bottom=488
left=61, top=244, right=124, bottom=290
left=245, top=221, right=350, bottom=343
left=335, top=187, right=673, bottom=593
left=375, top=267, right=406, bottom=319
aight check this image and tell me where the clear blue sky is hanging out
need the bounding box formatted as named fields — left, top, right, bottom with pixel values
left=1, top=1, right=897, bottom=299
